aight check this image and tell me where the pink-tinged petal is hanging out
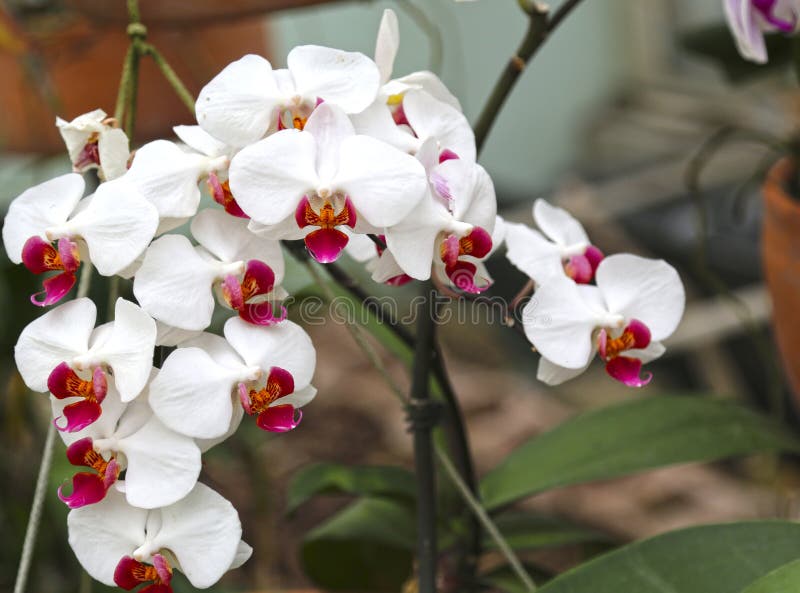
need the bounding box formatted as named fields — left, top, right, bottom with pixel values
left=267, top=366, right=295, bottom=398
left=239, top=302, right=288, bottom=326
left=584, top=245, right=604, bottom=272
left=238, top=382, right=252, bottom=415
left=92, top=367, right=108, bottom=403
left=440, top=234, right=460, bottom=268
left=305, top=228, right=349, bottom=263
left=393, top=103, right=409, bottom=126
left=385, top=273, right=413, bottom=286
left=140, top=585, right=173, bottom=593
left=626, top=319, right=652, bottom=350
left=605, top=356, right=652, bottom=388
left=54, top=399, right=102, bottom=432
left=22, top=236, right=59, bottom=274
left=597, top=328, right=609, bottom=359
left=295, top=196, right=317, bottom=229
left=464, top=227, right=492, bottom=259
left=446, top=261, right=490, bottom=294
left=103, top=458, right=120, bottom=489
left=207, top=173, right=249, bottom=219
left=65, top=437, right=95, bottom=466
left=58, top=471, right=108, bottom=508
left=438, top=148, right=459, bottom=163
left=48, top=362, right=83, bottom=399
left=430, top=171, right=452, bottom=205
left=221, top=274, right=244, bottom=311
left=74, top=141, right=101, bottom=170
left=115, top=557, right=143, bottom=590
left=31, top=272, right=76, bottom=307
left=256, top=404, right=302, bottom=432
left=565, top=254, right=593, bottom=284
left=152, top=554, right=173, bottom=586
left=57, top=238, right=81, bottom=272
left=341, top=196, right=358, bottom=229
left=242, top=260, right=276, bottom=299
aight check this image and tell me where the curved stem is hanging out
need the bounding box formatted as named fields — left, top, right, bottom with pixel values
left=473, top=0, right=586, bottom=155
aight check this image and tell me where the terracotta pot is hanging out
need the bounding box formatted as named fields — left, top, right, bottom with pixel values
left=0, top=9, right=271, bottom=153
left=762, top=157, right=800, bottom=399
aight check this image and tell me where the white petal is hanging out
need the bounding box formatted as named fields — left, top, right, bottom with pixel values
left=173, top=125, right=229, bottom=158
left=152, top=483, right=242, bottom=588
left=350, top=99, right=419, bottom=154
left=56, top=109, right=107, bottom=163
left=369, top=248, right=408, bottom=283
left=503, top=222, right=564, bottom=284
left=90, top=299, right=156, bottom=402
left=52, top=381, right=128, bottom=446
left=67, top=488, right=148, bottom=586
left=335, top=135, right=427, bottom=227
left=195, top=404, right=244, bottom=453
left=344, top=231, right=378, bottom=263
left=2, top=173, right=84, bottom=263
left=155, top=321, right=202, bottom=347
left=230, top=541, right=253, bottom=570
left=628, top=340, right=666, bottom=364
left=595, top=254, right=685, bottom=341
left=182, top=332, right=247, bottom=370
left=133, top=236, right=219, bottom=331
left=66, top=178, right=159, bottom=276
left=15, top=298, right=96, bottom=392
left=522, top=276, right=599, bottom=369
left=537, top=356, right=591, bottom=386
left=155, top=216, right=190, bottom=235
left=97, top=128, right=130, bottom=181
left=375, top=9, right=400, bottom=84
left=191, top=208, right=285, bottom=282
left=118, top=416, right=202, bottom=509
left=125, top=140, right=216, bottom=219
left=148, top=347, right=243, bottom=439
left=225, top=318, right=316, bottom=390
left=248, top=216, right=308, bottom=241
left=532, top=199, right=589, bottom=247
left=288, top=45, right=380, bottom=114
left=278, top=384, right=317, bottom=408
left=436, top=160, right=496, bottom=230
left=303, top=103, right=355, bottom=183
left=384, top=190, right=449, bottom=280
left=402, top=90, right=476, bottom=162
left=196, top=54, right=280, bottom=147
left=724, top=0, right=768, bottom=63
left=388, top=71, right=462, bottom=111
left=228, top=130, right=319, bottom=225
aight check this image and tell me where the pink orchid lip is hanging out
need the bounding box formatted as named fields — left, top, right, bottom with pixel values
left=295, top=195, right=357, bottom=264
left=222, top=260, right=285, bottom=326
left=446, top=260, right=491, bottom=295
left=23, top=236, right=81, bottom=306
left=58, top=437, right=120, bottom=508
left=257, top=404, right=302, bottom=432
left=115, top=554, right=173, bottom=593
left=438, top=148, right=460, bottom=163
left=239, top=302, right=288, bottom=326
left=49, top=363, right=107, bottom=432
left=584, top=245, right=604, bottom=272
left=440, top=234, right=460, bottom=268
left=392, top=102, right=410, bottom=126
left=207, top=172, right=248, bottom=219
left=241, top=367, right=301, bottom=432
left=305, top=227, right=349, bottom=263
left=385, top=273, right=413, bottom=287
left=753, top=0, right=796, bottom=31
left=53, top=399, right=103, bottom=433
left=565, top=254, right=593, bottom=284
left=605, top=356, right=652, bottom=388
left=31, top=272, right=77, bottom=307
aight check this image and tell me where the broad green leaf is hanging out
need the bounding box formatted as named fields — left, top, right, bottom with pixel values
left=538, top=521, right=800, bottom=593
left=484, top=512, right=612, bottom=551
left=681, top=23, right=792, bottom=81
left=287, top=462, right=416, bottom=514
left=480, top=396, right=800, bottom=510
left=740, top=558, right=800, bottom=593
left=302, top=497, right=415, bottom=592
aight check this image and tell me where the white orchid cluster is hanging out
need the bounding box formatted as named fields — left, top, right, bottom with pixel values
left=1, top=7, right=686, bottom=592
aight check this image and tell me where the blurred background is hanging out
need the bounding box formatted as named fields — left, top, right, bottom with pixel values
left=2, top=0, right=799, bottom=591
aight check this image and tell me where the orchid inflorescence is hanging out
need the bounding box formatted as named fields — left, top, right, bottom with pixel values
left=3, top=8, right=685, bottom=591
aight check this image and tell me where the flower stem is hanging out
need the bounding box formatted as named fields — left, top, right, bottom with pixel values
left=409, top=282, right=439, bottom=593
left=473, top=0, right=586, bottom=155
left=13, top=263, right=93, bottom=593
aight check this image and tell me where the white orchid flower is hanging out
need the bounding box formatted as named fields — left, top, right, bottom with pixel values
left=229, top=102, right=427, bottom=263
left=123, top=139, right=229, bottom=233
left=724, top=0, right=800, bottom=63
left=15, top=298, right=156, bottom=419
left=2, top=174, right=159, bottom=306
left=68, top=483, right=250, bottom=590
left=148, top=320, right=316, bottom=439
left=521, top=254, right=684, bottom=387
left=133, top=208, right=285, bottom=331
left=505, top=199, right=604, bottom=286
left=56, top=109, right=130, bottom=181
left=195, top=45, right=381, bottom=147
left=52, top=375, right=201, bottom=510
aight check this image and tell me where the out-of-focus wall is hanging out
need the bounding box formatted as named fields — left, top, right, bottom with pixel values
left=272, top=0, right=634, bottom=197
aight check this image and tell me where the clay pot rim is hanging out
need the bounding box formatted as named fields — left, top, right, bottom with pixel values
left=763, top=156, right=798, bottom=212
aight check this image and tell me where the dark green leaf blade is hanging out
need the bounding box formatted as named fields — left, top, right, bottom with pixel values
left=484, top=512, right=612, bottom=551
left=538, top=521, right=800, bottom=593
left=287, top=462, right=416, bottom=514
left=480, top=396, right=800, bottom=510
left=301, top=497, right=415, bottom=592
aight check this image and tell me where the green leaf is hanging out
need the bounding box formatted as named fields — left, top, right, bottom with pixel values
left=484, top=512, right=612, bottom=551
left=302, top=497, right=415, bottom=592
left=480, top=396, right=800, bottom=510
left=681, top=23, right=792, bottom=81
left=287, top=462, right=416, bottom=514
left=538, top=521, right=800, bottom=593
left=740, top=558, right=800, bottom=593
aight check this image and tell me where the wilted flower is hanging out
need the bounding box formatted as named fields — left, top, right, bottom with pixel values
left=56, top=109, right=130, bottom=180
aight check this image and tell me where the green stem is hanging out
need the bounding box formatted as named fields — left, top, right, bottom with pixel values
left=473, top=0, right=586, bottom=156
left=114, top=45, right=135, bottom=123
left=141, top=43, right=197, bottom=118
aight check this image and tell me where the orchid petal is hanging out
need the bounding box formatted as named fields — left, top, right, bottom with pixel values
left=503, top=222, right=565, bottom=284
left=536, top=356, right=591, bottom=386
left=595, top=254, right=685, bottom=341
left=375, top=9, right=400, bottom=83
left=97, top=128, right=130, bottom=180
left=288, top=45, right=380, bottom=114
left=173, top=125, right=229, bottom=158
left=724, top=0, right=768, bottom=63
left=532, top=198, right=589, bottom=247
left=436, top=159, right=496, bottom=229
left=2, top=173, right=84, bottom=264
left=350, top=100, right=419, bottom=154
left=402, top=90, right=476, bottom=162
left=196, top=54, right=280, bottom=147
left=303, top=103, right=355, bottom=182
left=388, top=70, right=462, bottom=111
left=56, top=109, right=106, bottom=164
